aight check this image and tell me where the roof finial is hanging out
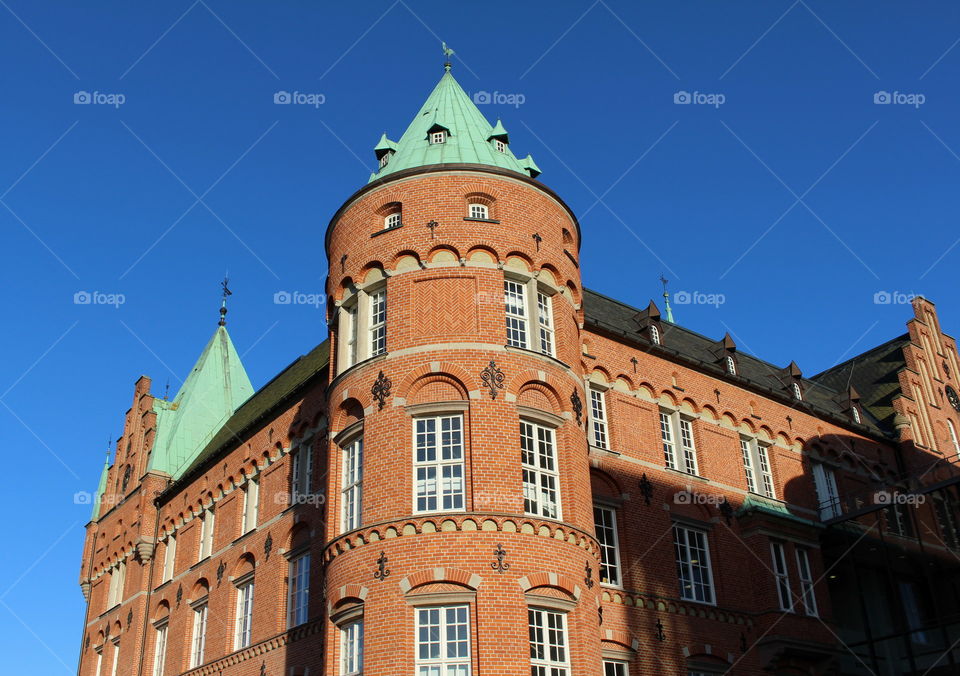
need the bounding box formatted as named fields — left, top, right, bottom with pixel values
left=441, top=41, right=455, bottom=71
left=660, top=274, right=674, bottom=323
left=219, top=275, right=232, bottom=327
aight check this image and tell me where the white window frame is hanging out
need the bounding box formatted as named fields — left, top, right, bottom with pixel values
left=812, top=462, right=841, bottom=519
left=107, top=560, right=126, bottom=607
left=725, top=355, right=736, bottom=375
left=740, top=437, right=775, bottom=498
left=242, top=476, right=259, bottom=534
left=341, top=436, right=363, bottom=531
left=430, top=130, right=446, bottom=144
left=378, top=152, right=390, bottom=169
left=198, top=508, right=214, bottom=561
left=589, top=387, right=608, bottom=449
left=152, top=622, right=168, bottom=676
left=369, top=289, right=387, bottom=357
left=95, top=649, right=104, bottom=676
left=660, top=410, right=699, bottom=475
left=521, top=420, right=561, bottom=520
left=949, top=419, right=960, bottom=454
left=109, top=640, right=119, bottom=676
left=161, top=535, right=175, bottom=584
left=287, top=552, right=310, bottom=628
left=673, top=524, right=715, bottom=604
left=468, top=202, right=489, bottom=219
left=190, top=600, right=208, bottom=668
left=337, top=285, right=388, bottom=374
left=604, top=661, right=629, bottom=676
left=594, top=504, right=621, bottom=586
left=292, top=438, right=314, bottom=502
left=650, top=324, right=661, bottom=345
left=770, top=542, right=793, bottom=611
left=384, top=211, right=401, bottom=229
left=529, top=607, right=569, bottom=675
left=494, top=138, right=506, bottom=153
left=792, top=382, right=803, bottom=400
left=504, top=277, right=556, bottom=357
left=795, top=548, right=818, bottom=616
left=413, top=414, right=465, bottom=514
left=341, top=618, right=363, bottom=675
left=234, top=577, right=254, bottom=650
left=415, top=605, right=471, bottom=674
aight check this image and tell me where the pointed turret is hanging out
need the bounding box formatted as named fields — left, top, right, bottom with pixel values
left=91, top=451, right=111, bottom=520
left=368, top=66, right=539, bottom=182
left=148, top=326, right=254, bottom=479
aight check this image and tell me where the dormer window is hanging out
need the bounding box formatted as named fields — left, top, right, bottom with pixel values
left=494, top=139, right=506, bottom=153
left=650, top=324, right=661, bottom=345
left=468, top=203, right=488, bottom=219
left=384, top=211, right=401, bottom=230
left=430, top=130, right=446, bottom=144
left=726, top=356, right=737, bottom=375
left=378, top=153, right=391, bottom=169
left=852, top=406, right=861, bottom=424
left=792, top=382, right=803, bottom=401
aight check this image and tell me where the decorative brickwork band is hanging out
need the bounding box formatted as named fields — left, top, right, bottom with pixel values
left=371, top=371, right=392, bottom=410
left=480, top=360, right=505, bottom=399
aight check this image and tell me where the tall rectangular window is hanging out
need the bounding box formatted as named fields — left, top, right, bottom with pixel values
left=161, top=535, right=175, bottom=583
left=95, top=650, right=103, bottom=676
left=288, top=552, right=310, bottom=628
left=190, top=602, right=207, bottom=668
left=521, top=421, right=560, bottom=519
left=741, top=438, right=775, bottom=498
left=152, top=623, right=167, bottom=676
left=536, top=291, right=554, bottom=356
left=414, top=415, right=465, bottom=513
left=242, top=477, right=259, bottom=534
left=292, top=438, right=314, bottom=501
left=529, top=608, right=569, bottom=675
left=770, top=542, right=792, bottom=611
left=812, top=462, right=840, bottom=519
left=505, top=280, right=528, bottom=348
left=369, top=290, right=387, bottom=356
left=234, top=579, right=254, bottom=650
left=107, top=561, right=126, bottom=607
left=795, top=548, right=818, bottom=616
left=345, top=304, right=358, bottom=367
left=590, top=388, right=608, bottom=449
left=661, top=411, right=698, bottom=474
left=594, top=505, right=621, bottom=586
left=933, top=492, right=960, bottom=549
left=342, top=437, right=363, bottom=531
left=109, top=642, right=119, bottom=676
left=415, top=605, right=471, bottom=674
left=199, top=508, right=214, bottom=560
left=341, top=619, right=363, bottom=676
left=673, top=525, right=714, bottom=604
left=604, top=661, right=628, bottom=676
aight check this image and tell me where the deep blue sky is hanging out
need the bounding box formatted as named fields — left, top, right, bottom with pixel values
left=2, top=1, right=959, bottom=671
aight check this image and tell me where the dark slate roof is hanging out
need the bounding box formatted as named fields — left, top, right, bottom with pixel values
left=582, top=288, right=891, bottom=437
left=809, top=334, right=909, bottom=433
left=159, top=340, right=330, bottom=502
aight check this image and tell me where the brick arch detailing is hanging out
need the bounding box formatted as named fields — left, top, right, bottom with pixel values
left=327, top=583, right=370, bottom=610
left=518, top=572, right=581, bottom=600
left=683, top=646, right=735, bottom=664
left=508, top=369, right=567, bottom=413
left=181, top=617, right=324, bottom=676
left=600, top=630, right=638, bottom=651
left=323, top=514, right=600, bottom=563
left=406, top=374, right=469, bottom=406
left=395, top=362, right=474, bottom=402
left=398, top=567, right=482, bottom=593
left=600, top=589, right=754, bottom=626
left=461, top=180, right=504, bottom=203
left=590, top=468, right=622, bottom=499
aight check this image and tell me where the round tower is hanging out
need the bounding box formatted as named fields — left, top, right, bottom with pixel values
left=322, top=64, right=601, bottom=675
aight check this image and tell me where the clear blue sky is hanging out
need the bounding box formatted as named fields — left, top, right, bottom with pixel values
left=2, top=1, right=958, bottom=671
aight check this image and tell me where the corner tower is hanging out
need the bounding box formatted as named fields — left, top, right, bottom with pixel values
left=323, top=64, right=601, bottom=674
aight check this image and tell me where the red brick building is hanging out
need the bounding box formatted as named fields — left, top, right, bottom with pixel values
left=77, top=65, right=960, bottom=676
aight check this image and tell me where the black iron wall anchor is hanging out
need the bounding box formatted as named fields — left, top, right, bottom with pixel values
left=480, top=360, right=505, bottom=399
left=718, top=498, right=734, bottom=525
left=176, top=584, right=183, bottom=607
left=426, top=220, right=439, bottom=238
left=570, top=389, right=583, bottom=426
left=655, top=618, right=666, bottom=641
left=371, top=371, right=392, bottom=410
left=264, top=532, right=273, bottom=560
left=584, top=561, right=594, bottom=589
left=374, top=551, right=390, bottom=581
left=532, top=232, right=542, bottom=250
left=216, top=560, right=226, bottom=586
left=639, top=473, right=654, bottom=506
left=491, top=544, right=510, bottom=573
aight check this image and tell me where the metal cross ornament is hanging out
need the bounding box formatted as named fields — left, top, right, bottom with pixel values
left=532, top=232, right=542, bottom=250
left=371, top=371, right=392, bottom=410
left=426, top=220, right=438, bottom=239
left=374, top=551, right=390, bottom=581
left=491, top=544, right=510, bottom=573
left=480, top=361, right=505, bottom=399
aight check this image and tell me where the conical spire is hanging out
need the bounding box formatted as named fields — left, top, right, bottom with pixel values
left=369, top=67, right=539, bottom=182
left=148, top=326, right=254, bottom=479
left=90, top=447, right=111, bottom=520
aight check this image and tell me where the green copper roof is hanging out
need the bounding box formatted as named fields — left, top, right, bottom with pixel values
left=368, top=67, right=539, bottom=182
left=148, top=326, right=254, bottom=480
left=91, top=454, right=110, bottom=520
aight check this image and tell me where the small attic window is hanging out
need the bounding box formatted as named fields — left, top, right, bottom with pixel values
left=430, top=131, right=446, bottom=144
left=650, top=324, right=661, bottom=345
left=494, top=139, right=506, bottom=153
left=852, top=406, right=861, bottom=424
left=378, top=153, right=391, bottom=169
left=384, top=212, right=401, bottom=230
left=792, top=382, right=803, bottom=401
left=726, top=356, right=737, bottom=375
left=468, top=203, right=489, bottom=219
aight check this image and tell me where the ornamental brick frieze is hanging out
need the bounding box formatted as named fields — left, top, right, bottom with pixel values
left=598, top=588, right=754, bottom=628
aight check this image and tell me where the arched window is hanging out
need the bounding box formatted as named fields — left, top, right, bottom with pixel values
left=949, top=419, right=960, bottom=453
left=725, top=356, right=736, bottom=375
left=384, top=211, right=401, bottom=229
left=852, top=406, right=861, bottom=424
left=650, top=324, right=661, bottom=345
left=792, top=382, right=802, bottom=401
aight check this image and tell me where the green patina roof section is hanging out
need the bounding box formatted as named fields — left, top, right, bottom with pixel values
left=368, top=68, right=538, bottom=182
left=737, top=493, right=819, bottom=527
left=91, top=455, right=110, bottom=520
left=148, top=326, right=254, bottom=479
